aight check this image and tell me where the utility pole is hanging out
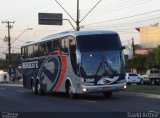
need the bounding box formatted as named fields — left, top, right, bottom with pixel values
left=2, top=21, right=15, bottom=81
left=55, top=0, right=101, bottom=31
left=76, top=0, right=80, bottom=31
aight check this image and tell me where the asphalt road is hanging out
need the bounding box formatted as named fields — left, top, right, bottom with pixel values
left=0, top=85, right=160, bottom=112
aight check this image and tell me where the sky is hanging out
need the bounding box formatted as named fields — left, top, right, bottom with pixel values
left=0, top=0, right=160, bottom=54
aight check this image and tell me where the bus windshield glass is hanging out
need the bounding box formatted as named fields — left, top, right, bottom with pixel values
left=80, top=51, right=124, bottom=77
left=76, top=34, right=122, bottom=52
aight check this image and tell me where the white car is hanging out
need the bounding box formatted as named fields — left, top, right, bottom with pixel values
left=125, top=73, right=141, bottom=85
left=140, top=74, right=151, bottom=85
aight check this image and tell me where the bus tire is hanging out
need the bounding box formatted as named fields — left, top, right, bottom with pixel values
left=66, top=81, right=76, bottom=99
left=103, top=92, right=112, bottom=98
left=32, top=80, right=38, bottom=95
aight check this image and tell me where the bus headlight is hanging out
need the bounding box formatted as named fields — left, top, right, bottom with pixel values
left=124, top=85, right=127, bottom=89
left=83, top=88, right=87, bottom=92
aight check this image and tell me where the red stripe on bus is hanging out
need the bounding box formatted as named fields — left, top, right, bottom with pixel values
left=54, top=56, right=67, bottom=92
left=51, top=50, right=61, bottom=55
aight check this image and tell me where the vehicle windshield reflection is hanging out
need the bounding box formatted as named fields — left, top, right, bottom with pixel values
left=80, top=51, right=124, bottom=77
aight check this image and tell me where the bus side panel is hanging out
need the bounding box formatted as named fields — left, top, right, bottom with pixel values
left=35, top=55, right=64, bottom=92
left=53, top=55, right=72, bottom=92
left=54, top=55, right=82, bottom=94
left=22, top=55, right=82, bottom=93
left=22, top=57, right=46, bottom=89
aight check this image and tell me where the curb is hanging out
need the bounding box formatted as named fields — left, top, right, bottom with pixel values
left=121, top=91, right=160, bottom=99
left=0, top=83, right=23, bottom=87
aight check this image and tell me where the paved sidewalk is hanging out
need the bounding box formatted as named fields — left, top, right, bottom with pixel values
left=0, top=82, right=23, bottom=87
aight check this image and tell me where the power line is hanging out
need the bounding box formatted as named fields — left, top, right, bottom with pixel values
left=54, top=0, right=101, bottom=31
left=81, top=0, right=133, bottom=13
left=80, top=0, right=102, bottom=23
left=81, top=0, right=155, bottom=17
left=85, top=15, right=160, bottom=29
left=84, top=9, right=160, bottom=26
left=54, top=0, right=76, bottom=23
left=92, top=0, right=153, bottom=14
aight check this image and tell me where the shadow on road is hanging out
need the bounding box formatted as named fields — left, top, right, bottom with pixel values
left=25, top=91, right=123, bottom=101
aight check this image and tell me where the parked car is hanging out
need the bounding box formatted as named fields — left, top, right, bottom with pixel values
left=125, top=73, right=141, bottom=85
left=141, top=68, right=160, bottom=85
left=140, top=74, right=151, bottom=85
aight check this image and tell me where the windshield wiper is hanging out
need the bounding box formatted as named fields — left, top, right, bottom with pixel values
left=95, top=56, right=117, bottom=77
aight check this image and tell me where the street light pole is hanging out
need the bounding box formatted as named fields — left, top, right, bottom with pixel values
left=1, top=23, right=32, bottom=81
left=11, top=28, right=33, bottom=44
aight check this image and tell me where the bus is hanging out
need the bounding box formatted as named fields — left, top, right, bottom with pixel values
left=21, top=30, right=132, bottom=98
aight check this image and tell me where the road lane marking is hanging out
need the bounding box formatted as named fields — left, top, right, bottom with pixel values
left=79, top=100, right=97, bottom=103
left=16, top=90, right=25, bottom=93
left=0, top=88, right=5, bottom=90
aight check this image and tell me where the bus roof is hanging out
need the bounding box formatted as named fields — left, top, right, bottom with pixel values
left=21, top=30, right=118, bottom=47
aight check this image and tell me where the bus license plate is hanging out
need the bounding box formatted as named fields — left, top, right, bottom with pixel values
left=102, top=87, right=109, bottom=90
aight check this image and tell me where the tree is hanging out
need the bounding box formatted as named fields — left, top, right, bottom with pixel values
left=126, top=48, right=158, bottom=73
left=0, top=59, right=7, bottom=70
left=126, top=54, right=147, bottom=73
left=155, top=45, right=160, bottom=66
left=145, top=49, right=157, bottom=69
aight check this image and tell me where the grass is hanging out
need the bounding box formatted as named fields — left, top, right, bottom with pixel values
left=126, top=85, right=160, bottom=95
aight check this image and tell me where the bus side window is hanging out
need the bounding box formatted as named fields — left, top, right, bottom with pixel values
left=34, top=44, right=39, bottom=57
left=24, top=47, right=27, bottom=58
left=61, top=37, right=68, bottom=54
left=38, top=43, right=46, bottom=56
left=53, top=39, right=61, bottom=54
left=25, top=46, right=28, bottom=58
left=21, top=47, right=25, bottom=59
left=69, top=37, right=78, bottom=75
left=46, top=41, right=53, bottom=55
left=28, top=45, right=34, bottom=58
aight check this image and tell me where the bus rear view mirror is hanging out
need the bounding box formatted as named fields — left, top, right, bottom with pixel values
left=122, top=46, right=133, bottom=60
left=76, top=49, right=81, bottom=64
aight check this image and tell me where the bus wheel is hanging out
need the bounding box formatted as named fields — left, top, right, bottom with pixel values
left=66, top=82, right=76, bottom=99
left=103, top=92, right=112, bottom=98
left=37, top=81, right=44, bottom=95
left=32, top=80, right=38, bottom=95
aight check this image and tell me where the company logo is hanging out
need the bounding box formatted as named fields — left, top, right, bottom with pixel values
left=37, top=56, right=61, bottom=91
left=22, top=61, right=38, bottom=69
left=97, top=76, right=119, bottom=85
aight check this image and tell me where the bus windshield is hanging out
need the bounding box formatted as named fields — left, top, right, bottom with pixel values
left=76, top=34, right=122, bottom=52
left=80, top=51, right=124, bottom=77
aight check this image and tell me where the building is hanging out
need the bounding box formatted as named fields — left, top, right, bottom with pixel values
left=136, top=26, right=160, bottom=48
left=134, top=47, right=154, bottom=55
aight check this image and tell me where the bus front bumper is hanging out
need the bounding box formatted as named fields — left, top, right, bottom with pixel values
left=81, top=83, right=126, bottom=93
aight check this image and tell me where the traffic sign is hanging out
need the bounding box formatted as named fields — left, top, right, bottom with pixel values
left=38, top=13, right=63, bottom=25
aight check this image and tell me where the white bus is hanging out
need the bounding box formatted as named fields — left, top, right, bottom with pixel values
left=21, top=30, right=132, bottom=98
